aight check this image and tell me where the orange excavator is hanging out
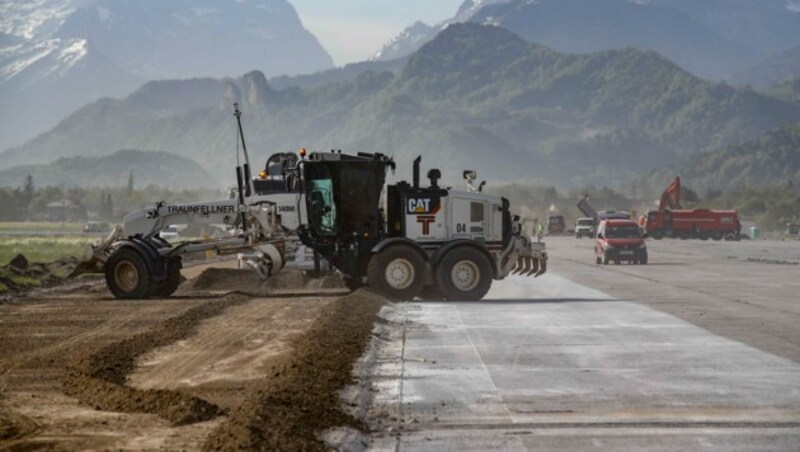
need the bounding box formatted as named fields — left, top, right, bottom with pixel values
left=641, top=177, right=740, bottom=240
left=659, top=177, right=682, bottom=210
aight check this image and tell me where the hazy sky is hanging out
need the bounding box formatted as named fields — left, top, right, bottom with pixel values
left=290, top=0, right=464, bottom=65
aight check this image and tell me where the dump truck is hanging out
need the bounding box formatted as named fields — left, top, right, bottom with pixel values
left=577, top=195, right=632, bottom=223
left=642, top=177, right=740, bottom=240
left=72, top=105, right=546, bottom=301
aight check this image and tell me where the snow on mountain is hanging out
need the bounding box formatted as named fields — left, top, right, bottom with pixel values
left=0, top=0, right=334, bottom=153
left=371, top=0, right=512, bottom=61
left=0, top=38, right=88, bottom=87
left=55, top=0, right=334, bottom=80
left=0, top=0, right=81, bottom=39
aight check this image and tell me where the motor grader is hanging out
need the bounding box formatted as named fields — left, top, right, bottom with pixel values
left=71, top=106, right=547, bottom=301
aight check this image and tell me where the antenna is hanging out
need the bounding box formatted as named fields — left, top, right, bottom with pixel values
left=233, top=103, right=249, bottom=232
left=233, top=103, right=254, bottom=197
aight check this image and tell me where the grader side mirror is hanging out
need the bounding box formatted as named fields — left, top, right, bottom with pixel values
left=463, top=170, right=476, bottom=180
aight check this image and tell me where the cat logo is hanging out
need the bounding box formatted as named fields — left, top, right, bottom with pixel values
left=408, top=198, right=431, bottom=213
left=407, top=197, right=440, bottom=215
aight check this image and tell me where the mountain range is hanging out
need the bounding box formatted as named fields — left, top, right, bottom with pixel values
left=0, top=0, right=333, bottom=152
left=0, top=149, right=217, bottom=190
left=373, top=0, right=800, bottom=82
left=3, top=24, right=799, bottom=189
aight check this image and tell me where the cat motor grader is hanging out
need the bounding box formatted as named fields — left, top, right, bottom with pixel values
left=71, top=105, right=547, bottom=300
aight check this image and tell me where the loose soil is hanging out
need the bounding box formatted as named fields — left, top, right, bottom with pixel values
left=204, top=289, right=385, bottom=451
left=0, top=261, right=385, bottom=450
left=189, top=267, right=345, bottom=294
left=63, top=294, right=250, bottom=425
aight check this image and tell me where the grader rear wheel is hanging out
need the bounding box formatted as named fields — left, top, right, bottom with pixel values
left=435, top=247, right=492, bottom=301
left=149, top=258, right=182, bottom=298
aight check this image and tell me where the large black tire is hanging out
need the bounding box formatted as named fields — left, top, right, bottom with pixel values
left=149, top=258, right=182, bottom=298
left=105, top=248, right=152, bottom=300
left=435, top=247, right=493, bottom=302
left=650, top=231, right=664, bottom=240
left=366, top=245, right=426, bottom=300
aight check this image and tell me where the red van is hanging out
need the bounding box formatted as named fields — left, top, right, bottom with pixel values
left=595, top=219, right=647, bottom=265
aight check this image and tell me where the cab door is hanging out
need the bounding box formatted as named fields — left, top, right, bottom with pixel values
left=450, top=197, right=487, bottom=241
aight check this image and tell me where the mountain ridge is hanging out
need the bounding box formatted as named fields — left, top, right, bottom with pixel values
left=0, top=149, right=219, bottom=190
left=4, top=24, right=799, bottom=189
left=0, top=0, right=334, bottom=151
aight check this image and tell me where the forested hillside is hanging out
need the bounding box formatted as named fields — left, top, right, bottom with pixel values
left=3, top=24, right=799, bottom=188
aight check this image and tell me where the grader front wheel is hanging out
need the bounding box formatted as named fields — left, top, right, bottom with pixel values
left=105, top=248, right=152, bottom=299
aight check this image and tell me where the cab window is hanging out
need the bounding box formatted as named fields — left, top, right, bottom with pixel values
left=308, top=178, right=336, bottom=235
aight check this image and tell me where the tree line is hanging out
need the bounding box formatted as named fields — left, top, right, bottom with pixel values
left=0, top=173, right=221, bottom=222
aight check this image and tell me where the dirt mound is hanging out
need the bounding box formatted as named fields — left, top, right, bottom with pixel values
left=7, top=254, right=28, bottom=271
left=1, top=255, right=82, bottom=296
left=64, top=294, right=249, bottom=425
left=204, top=289, right=385, bottom=451
left=190, top=268, right=266, bottom=292
left=189, top=268, right=346, bottom=294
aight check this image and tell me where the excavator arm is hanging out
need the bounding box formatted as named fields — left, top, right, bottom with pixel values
left=658, top=177, right=682, bottom=211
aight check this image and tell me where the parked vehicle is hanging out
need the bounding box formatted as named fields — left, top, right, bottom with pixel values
left=158, top=225, right=180, bottom=240
left=83, top=221, right=110, bottom=233
left=546, top=215, right=566, bottom=235
left=574, top=217, right=595, bottom=239
left=595, top=219, right=647, bottom=265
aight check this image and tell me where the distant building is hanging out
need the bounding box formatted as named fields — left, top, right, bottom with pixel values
left=46, top=200, right=86, bottom=222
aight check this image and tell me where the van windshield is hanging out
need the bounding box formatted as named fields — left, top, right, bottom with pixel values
left=577, top=219, right=594, bottom=226
left=606, top=226, right=640, bottom=238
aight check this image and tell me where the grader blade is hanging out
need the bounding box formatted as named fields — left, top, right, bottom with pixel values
left=67, top=258, right=99, bottom=278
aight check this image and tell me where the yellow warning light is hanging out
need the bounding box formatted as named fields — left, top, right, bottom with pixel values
left=299, top=148, right=307, bottom=158
left=258, top=170, right=267, bottom=179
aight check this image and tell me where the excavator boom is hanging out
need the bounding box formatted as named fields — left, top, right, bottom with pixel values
left=658, top=177, right=682, bottom=210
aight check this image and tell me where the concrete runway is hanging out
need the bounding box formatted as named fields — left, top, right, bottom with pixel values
left=356, top=238, right=800, bottom=450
